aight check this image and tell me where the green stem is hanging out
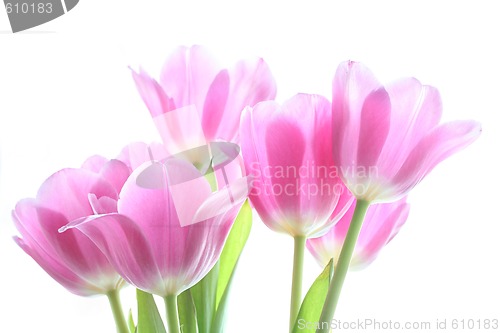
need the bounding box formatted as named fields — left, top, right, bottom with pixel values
left=290, top=235, right=306, bottom=332
left=107, top=289, right=129, bottom=333
left=316, top=199, right=370, bottom=333
left=165, top=294, right=181, bottom=333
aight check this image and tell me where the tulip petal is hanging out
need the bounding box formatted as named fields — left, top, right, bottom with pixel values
left=218, top=58, right=277, bottom=142
left=357, top=87, right=391, bottom=168
left=132, top=68, right=176, bottom=117
left=13, top=200, right=118, bottom=294
left=240, top=103, right=285, bottom=233
left=393, top=120, right=481, bottom=196
left=241, top=94, right=352, bottom=237
left=118, top=159, right=212, bottom=280
left=36, top=168, right=117, bottom=221
left=378, top=79, right=443, bottom=176
left=193, top=176, right=250, bottom=224
left=153, top=105, right=207, bottom=155
left=332, top=61, right=384, bottom=168
left=307, top=198, right=410, bottom=270
left=81, top=155, right=108, bottom=173
left=318, top=192, right=355, bottom=238
left=13, top=199, right=54, bottom=254
left=160, top=45, right=220, bottom=110
left=62, top=213, right=165, bottom=295
left=99, top=159, right=131, bottom=194
left=163, top=158, right=213, bottom=227
left=13, top=236, right=99, bottom=296
left=265, top=116, right=306, bottom=220
left=88, top=193, right=117, bottom=214
left=35, top=206, right=116, bottom=281
left=202, top=69, right=230, bottom=140
left=355, top=200, right=410, bottom=267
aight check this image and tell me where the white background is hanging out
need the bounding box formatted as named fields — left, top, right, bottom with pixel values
left=1, top=1, right=499, bottom=332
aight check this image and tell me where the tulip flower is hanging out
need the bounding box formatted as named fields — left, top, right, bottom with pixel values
left=307, top=198, right=410, bottom=270
left=12, top=157, right=131, bottom=333
left=132, top=45, right=277, bottom=156
left=239, top=93, right=354, bottom=330
left=317, top=62, right=481, bottom=333
left=61, top=150, right=250, bottom=333
left=240, top=94, right=353, bottom=238
left=331, top=61, right=481, bottom=203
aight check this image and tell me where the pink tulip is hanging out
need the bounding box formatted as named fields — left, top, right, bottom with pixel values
left=61, top=153, right=250, bottom=297
left=240, top=93, right=354, bottom=238
left=307, top=198, right=410, bottom=270
left=12, top=157, right=131, bottom=296
left=132, top=45, right=277, bottom=155
left=332, top=61, right=481, bottom=202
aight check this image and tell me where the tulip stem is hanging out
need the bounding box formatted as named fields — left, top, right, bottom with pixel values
left=107, top=289, right=129, bottom=333
left=165, top=294, right=181, bottom=333
left=316, top=199, right=370, bottom=333
left=290, top=235, right=306, bottom=332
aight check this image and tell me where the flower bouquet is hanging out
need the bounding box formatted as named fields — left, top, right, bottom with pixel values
left=12, top=46, right=480, bottom=333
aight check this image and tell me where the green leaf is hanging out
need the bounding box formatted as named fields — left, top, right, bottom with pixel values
left=292, top=260, right=334, bottom=333
left=210, top=263, right=236, bottom=333
left=191, top=261, right=219, bottom=333
left=177, top=289, right=198, bottom=333
left=128, top=309, right=136, bottom=333
left=186, top=200, right=253, bottom=333
left=136, top=289, right=166, bottom=333
left=216, top=200, right=252, bottom=309
left=211, top=200, right=253, bottom=333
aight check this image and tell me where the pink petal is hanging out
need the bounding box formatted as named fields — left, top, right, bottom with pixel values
left=202, top=70, right=230, bottom=140
left=62, top=213, right=164, bottom=295
left=324, top=191, right=355, bottom=230
left=81, top=156, right=131, bottom=194
left=306, top=198, right=410, bottom=269
left=193, top=176, right=250, bottom=223
left=153, top=105, right=207, bottom=155
left=103, top=156, right=240, bottom=295
left=81, top=155, right=108, bottom=173
left=98, top=159, right=131, bottom=194
left=264, top=116, right=306, bottom=224
left=118, top=159, right=212, bottom=277
left=163, top=158, right=213, bottom=226
left=159, top=45, right=220, bottom=110
left=241, top=94, right=351, bottom=237
left=36, top=168, right=117, bottom=222
left=392, top=120, right=481, bottom=197
left=180, top=209, right=236, bottom=289
left=88, top=193, right=117, bottom=214
left=131, top=68, right=176, bottom=117
left=13, top=236, right=99, bottom=296
left=332, top=61, right=384, bottom=168
left=240, top=103, right=285, bottom=233
left=360, top=200, right=410, bottom=265
left=357, top=87, right=391, bottom=168
left=13, top=200, right=118, bottom=294
left=218, top=58, right=277, bottom=142
left=13, top=199, right=54, bottom=254
left=34, top=206, right=115, bottom=281
left=279, top=94, right=348, bottom=236
left=378, top=79, right=443, bottom=176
